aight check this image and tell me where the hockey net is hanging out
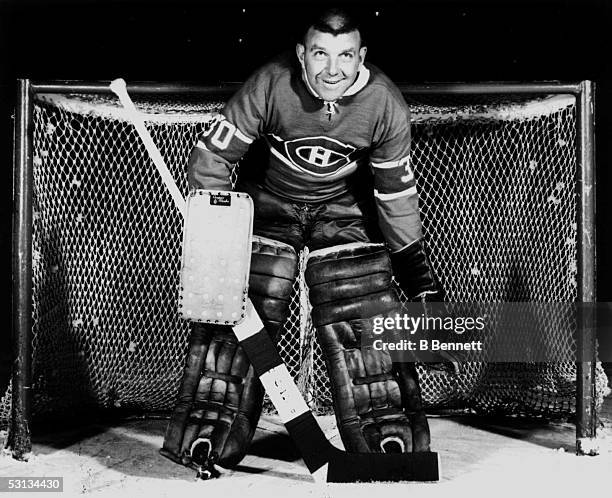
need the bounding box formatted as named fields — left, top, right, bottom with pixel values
left=1, top=89, right=608, bottom=430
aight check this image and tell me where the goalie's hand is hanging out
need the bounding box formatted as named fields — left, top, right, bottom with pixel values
left=390, top=239, right=439, bottom=301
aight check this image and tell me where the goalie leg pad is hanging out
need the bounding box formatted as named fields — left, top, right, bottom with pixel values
left=248, top=236, right=299, bottom=340
left=161, top=236, right=298, bottom=472
left=160, top=323, right=263, bottom=471
left=305, top=243, right=431, bottom=454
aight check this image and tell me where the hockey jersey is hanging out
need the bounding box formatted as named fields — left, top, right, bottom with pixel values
left=187, top=52, right=423, bottom=252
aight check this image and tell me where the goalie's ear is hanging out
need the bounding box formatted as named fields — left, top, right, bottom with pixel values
left=359, top=45, right=367, bottom=65
left=296, top=43, right=306, bottom=68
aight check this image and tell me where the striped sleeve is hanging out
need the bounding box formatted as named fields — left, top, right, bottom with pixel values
left=187, top=67, right=268, bottom=191
left=370, top=92, right=423, bottom=252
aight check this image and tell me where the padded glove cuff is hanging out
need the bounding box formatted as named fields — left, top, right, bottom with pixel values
left=390, top=240, right=440, bottom=300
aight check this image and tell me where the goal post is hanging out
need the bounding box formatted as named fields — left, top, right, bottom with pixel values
left=6, top=79, right=599, bottom=461
left=575, top=80, right=597, bottom=453
left=10, top=79, right=34, bottom=462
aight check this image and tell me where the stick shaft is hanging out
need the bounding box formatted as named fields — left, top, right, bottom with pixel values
left=110, top=79, right=186, bottom=216
left=234, top=300, right=332, bottom=473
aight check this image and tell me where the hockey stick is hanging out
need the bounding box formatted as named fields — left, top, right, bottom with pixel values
left=109, top=78, right=186, bottom=217
left=110, top=78, right=440, bottom=483
left=234, top=299, right=440, bottom=483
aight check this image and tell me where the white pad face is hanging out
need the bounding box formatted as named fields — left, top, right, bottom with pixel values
left=179, top=190, right=253, bottom=325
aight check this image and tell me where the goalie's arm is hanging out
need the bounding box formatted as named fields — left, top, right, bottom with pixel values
left=369, top=88, right=439, bottom=299
left=369, top=86, right=423, bottom=253
left=188, top=68, right=270, bottom=191
left=187, top=145, right=239, bottom=191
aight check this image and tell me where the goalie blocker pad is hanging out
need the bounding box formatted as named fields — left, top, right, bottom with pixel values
left=305, top=242, right=431, bottom=454
left=179, top=190, right=253, bottom=325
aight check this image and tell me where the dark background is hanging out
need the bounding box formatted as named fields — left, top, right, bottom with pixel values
left=1, top=0, right=610, bottom=391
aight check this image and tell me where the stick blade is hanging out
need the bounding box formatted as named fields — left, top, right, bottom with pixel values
left=326, top=450, right=440, bottom=483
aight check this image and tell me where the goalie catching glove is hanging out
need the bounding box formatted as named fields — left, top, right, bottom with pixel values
left=390, top=239, right=440, bottom=301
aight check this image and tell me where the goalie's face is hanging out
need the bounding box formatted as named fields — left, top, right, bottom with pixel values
left=296, top=28, right=367, bottom=102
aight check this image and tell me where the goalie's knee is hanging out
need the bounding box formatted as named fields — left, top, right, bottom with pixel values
left=305, top=242, right=400, bottom=325
left=249, top=236, right=298, bottom=339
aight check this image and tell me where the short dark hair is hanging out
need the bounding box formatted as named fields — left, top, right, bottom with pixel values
left=301, top=7, right=365, bottom=47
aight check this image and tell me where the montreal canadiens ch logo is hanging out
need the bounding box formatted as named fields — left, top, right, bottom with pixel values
left=280, top=136, right=357, bottom=176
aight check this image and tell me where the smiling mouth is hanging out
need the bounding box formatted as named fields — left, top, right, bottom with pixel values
left=322, top=79, right=343, bottom=85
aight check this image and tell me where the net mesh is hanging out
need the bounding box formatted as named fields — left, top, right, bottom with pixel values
left=1, top=91, right=607, bottom=429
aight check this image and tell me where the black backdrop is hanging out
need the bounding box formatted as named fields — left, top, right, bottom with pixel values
left=1, top=0, right=610, bottom=388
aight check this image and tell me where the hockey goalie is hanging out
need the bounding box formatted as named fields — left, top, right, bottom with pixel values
left=160, top=7, right=457, bottom=480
